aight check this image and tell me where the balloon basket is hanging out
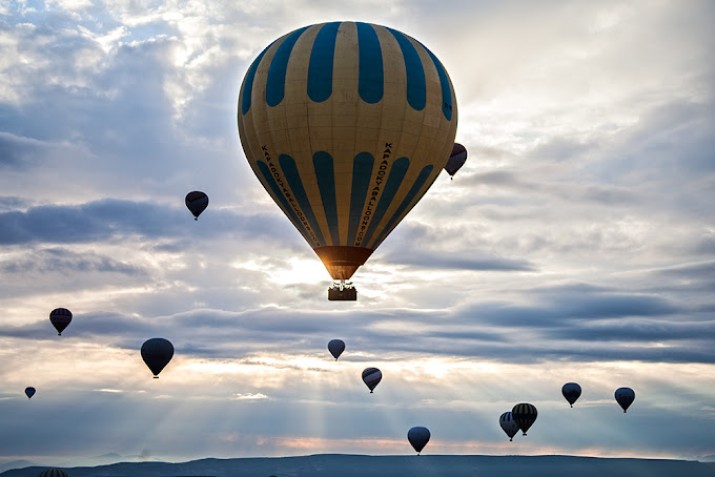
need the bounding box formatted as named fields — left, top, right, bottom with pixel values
left=328, top=282, right=357, bottom=301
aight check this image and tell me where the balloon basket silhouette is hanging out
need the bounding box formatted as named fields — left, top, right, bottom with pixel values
left=328, top=281, right=357, bottom=301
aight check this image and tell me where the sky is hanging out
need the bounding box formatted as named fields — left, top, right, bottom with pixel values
left=1, top=0, right=714, bottom=467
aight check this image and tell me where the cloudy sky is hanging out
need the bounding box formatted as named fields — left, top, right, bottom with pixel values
left=1, top=0, right=714, bottom=467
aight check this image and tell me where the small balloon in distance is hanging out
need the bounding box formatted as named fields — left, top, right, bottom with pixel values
left=50, top=308, right=72, bottom=336
left=327, top=339, right=345, bottom=360
left=141, top=338, right=175, bottom=378
left=185, top=191, right=209, bottom=220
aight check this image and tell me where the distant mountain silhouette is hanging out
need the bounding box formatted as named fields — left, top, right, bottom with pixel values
left=2, top=454, right=714, bottom=477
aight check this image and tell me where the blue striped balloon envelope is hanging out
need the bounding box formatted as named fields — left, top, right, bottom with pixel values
left=237, top=22, right=458, bottom=290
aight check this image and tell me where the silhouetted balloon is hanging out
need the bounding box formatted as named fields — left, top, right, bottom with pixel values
left=615, top=387, right=635, bottom=413
left=512, top=403, right=538, bottom=435
left=38, top=469, right=68, bottom=477
left=562, top=382, right=582, bottom=408
left=237, top=22, right=458, bottom=284
left=327, top=339, right=345, bottom=360
left=141, top=338, right=174, bottom=378
left=444, top=143, right=467, bottom=179
left=25, top=387, right=36, bottom=399
left=185, top=191, right=209, bottom=220
left=499, top=411, right=520, bottom=441
left=407, top=426, right=431, bottom=454
left=362, top=367, right=382, bottom=393
left=49, top=308, right=72, bottom=336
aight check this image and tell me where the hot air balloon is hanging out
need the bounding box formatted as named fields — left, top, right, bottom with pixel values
left=49, top=308, right=72, bottom=336
left=24, top=387, right=36, bottom=399
left=615, top=387, right=635, bottom=413
left=499, top=411, right=520, bottom=441
left=39, top=469, right=68, bottom=477
left=237, top=22, right=458, bottom=300
left=407, top=426, right=431, bottom=454
left=327, top=339, right=345, bottom=360
left=141, top=338, right=174, bottom=378
left=362, top=367, right=382, bottom=393
left=512, top=403, right=538, bottom=436
left=444, top=143, right=467, bottom=179
left=562, top=382, right=582, bottom=408
left=185, top=191, right=209, bottom=220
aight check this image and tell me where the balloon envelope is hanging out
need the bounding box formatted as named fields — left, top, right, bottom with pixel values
left=615, top=387, right=635, bottom=413
left=362, top=367, right=382, bottom=393
left=38, top=470, right=68, bottom=477
left=499, top=411, right=520, bottom=441
left=49, top=308, right=72, bottom=336
left=444, top=143, right=468, bottom=177
left=407, top=426, right=431, bottom=454
left=512, top=403, right=538, bottom=435
left=24, top=387, right=36, bottom=399
left=141, top=338, right=175, bottom=378
left=562, top=382, right=582, bottom=407
left=327, top=339, right=345, bottom=360
left=237, top=22, right=458, bottom=282
left=185, top=191, right=209, bottom=220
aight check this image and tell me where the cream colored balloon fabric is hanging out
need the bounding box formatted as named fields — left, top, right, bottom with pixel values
left=238, top=21, right=458, bottom=280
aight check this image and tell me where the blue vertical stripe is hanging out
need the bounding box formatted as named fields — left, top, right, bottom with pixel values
left=361, top=157, right=410, bottom=246
left=313, top=151, right=339, bottom=244
left=266, top=26, right=310, bottom=107
left=387, top=28, right=426, bottom=111
left=357, top=22, right=383, bottom=104
left=373, top=165, right=434, bottom=247
left=256, top=161, right=313, bottom=243
left=423, top=46, right=453, bottom=120
left=308, top=22, right=340, bottom=103
left=279, top=154, right=326, bottom=245
left=347, top=152, right=374, bottom=245
left=240, top=43, right=272, bottom=115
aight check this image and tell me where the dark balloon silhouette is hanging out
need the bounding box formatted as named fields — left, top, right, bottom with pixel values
left=615, top=387, right=635, bottom=413
left=362, top=367, right=382, bottom=393
left=499, top=411, right=520, bottom=441
left=444, top=143, right=468, bottom=179
left=407, top=426, right=431, bottom=454
left=185, top=191, right=209, bottom=220
left=49, top=308, right=72, bottom=336
left=39, top=469, right=68, bottom=477
left=512, top=403, right=538, bottom=435
left=24, top=386, right=36, bottom=399
left=327, top=339, right=345, bottom=360
left=141, top=338, right=175, bottom=378
left=562, top=382, right=582, bottom=408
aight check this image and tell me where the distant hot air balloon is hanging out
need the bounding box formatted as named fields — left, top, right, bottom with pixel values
left=444, top=143, right=467, bottom=179
left=141, top=338, right=174, bottom=378
left=562, top=382, right=582, bottom=408
left=512, top=403, right=538, bottom=436
left=24, top=387, right=36, bottom=399
left=615, top=387, right=635, bottom=413
left=237, top=22, right=458, bottom=300
left=185, top=191, right=209, bottom=220
left=407, top=426, right=431, bottom=454
left=38, top=469, right=68, bottom=477
left=499, top=412, right=520, bottom=441
left=362, top=367, right=382, bottom=393
left=49, top=308, right=72, bottom=336
left=327, top=339, right=345, bottom=360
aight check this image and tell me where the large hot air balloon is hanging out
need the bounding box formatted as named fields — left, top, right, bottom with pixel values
left=141, top=338, right=174, bottom=378
left=185, top=191, right=209, bottom=220
left=362, top=367, right=382, bottom=393
left=499, top=411, right=520, bottom=441
left=237, top=22, right=458, bottom=300
left=615, top=387, right=635, bottom=413
left=444, top=143, right=467, bottom=179
left=39, top=469, right=68, bottom=477
left=562, top=382, right=582, bottom=408
left=512, top=403, right=538, bottom=436
left=24, top=387, right=36, bottom=399
left=49, top=308, right=72, bottom=336
left=327, top=339, right=345, bottom=360
left=407, top=426, right=431, bottom=454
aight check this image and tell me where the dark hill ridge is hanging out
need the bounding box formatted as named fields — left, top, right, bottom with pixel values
left=2, top=454, right=714, bottom=477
